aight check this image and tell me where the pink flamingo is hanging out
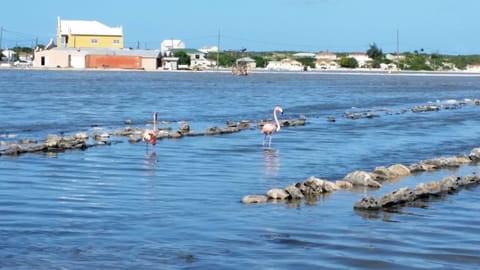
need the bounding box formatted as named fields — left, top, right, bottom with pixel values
left=142, top=112, right=157, bottom=148
left=262, top=106, right=283, bottom=147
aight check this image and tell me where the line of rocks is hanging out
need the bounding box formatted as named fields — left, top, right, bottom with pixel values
left=353, top=174, right=480, bottom=211
left=120, top=116, right=306, bottom=144
left=335, top=98, right=480, bottom=121
left=0, top=133, right=107, bottom=156
left=0, top=116, right=306, bottom=156
left=241, top=146, right=480, bottom=204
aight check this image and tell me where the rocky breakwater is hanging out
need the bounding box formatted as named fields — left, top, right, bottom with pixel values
left=123, top=116, right=306, bottom=144
left=242, top=147, right=480, bottom=205
left=0, top=115, right=306, bottom=157
left=0, top=133, right=106, bottom=156
left=353, top=175, right=480, bottom=211
left=340, top=98, right=480, bottom=121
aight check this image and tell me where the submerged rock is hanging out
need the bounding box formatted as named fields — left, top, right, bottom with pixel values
left=241, top=195, right=268, bottom=204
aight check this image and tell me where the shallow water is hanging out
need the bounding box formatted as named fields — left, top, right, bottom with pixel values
left=1, top=70, right=480, bottom=269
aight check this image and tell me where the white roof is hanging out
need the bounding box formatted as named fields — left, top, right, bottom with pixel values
left=58, top=17, right=123, bottom=36
left=293, top=52, right=315, bottom=58
left=161, top=40, right=185, bottom=52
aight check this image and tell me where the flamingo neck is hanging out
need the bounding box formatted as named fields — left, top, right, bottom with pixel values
left=153, top=113, right=157, bottom=132
left=274, top=109, right=280, bottom=132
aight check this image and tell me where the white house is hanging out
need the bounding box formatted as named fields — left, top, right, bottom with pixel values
left=315, top=52, right=337, bottom=61
left=466, top=64, right=480, bottom=72
left=315, top=52, right=338, bottom=70
left=348, top=52, right=372, bottom=68
left=293, top=52, right=316, bottom=58
left=266, top=59, right=303, bottom=71
left=1, top=49, right=17, bottom=61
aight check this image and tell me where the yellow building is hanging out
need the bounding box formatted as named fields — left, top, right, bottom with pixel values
left=57, top=17, right=123, bottom=49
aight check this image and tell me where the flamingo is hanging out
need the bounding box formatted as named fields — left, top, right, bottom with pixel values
left=142, top=112, right=158, bottom=148
left=261, top=106, right=283, bottom=147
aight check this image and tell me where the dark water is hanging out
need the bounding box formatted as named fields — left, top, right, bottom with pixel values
left=1, top=70, right=479, bottom=269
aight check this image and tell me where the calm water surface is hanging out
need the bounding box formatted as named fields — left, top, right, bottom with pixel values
left=0, top=70, right=479, bottom=269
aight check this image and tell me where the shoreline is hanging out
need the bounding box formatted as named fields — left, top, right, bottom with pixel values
left=2, top=65, right=480, bottom=77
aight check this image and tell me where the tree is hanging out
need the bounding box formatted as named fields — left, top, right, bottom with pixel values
left=174, top=51, right=190, bottom=66
left=252, top=55, right=267, bottom=68
left=206, top=51, right=240, bottom=67
left=367, top=43, right=384, bottom=68
left=366, top=43, right=383, bottom=60
left=296, top=57, right=316, bottom=69
left=339, top=57, right=358, bottom=68
left=403, top=53, right=432, bottom=71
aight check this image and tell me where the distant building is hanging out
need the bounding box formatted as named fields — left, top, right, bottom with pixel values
left=161, top=40, right=185, bottom=53
left=293, top=52, right=316, bottom=58
left=199, top=46, right=218, bottom=53
left=348, top=52, right=372, bottom=68
left=57, top=17, right=123, bottom=49
left=315, top=52, right=338, bottom=70
left=1, top=49, right=16, bottom=61
left=170, top=48, right=214, bottom=70
left=315, top=52, right=337, bottom=61
left=466, top=64, right=480, bottom=72
left=266, top=59, right=303, bottom=71
left=33, top=48, right=161, bottom=70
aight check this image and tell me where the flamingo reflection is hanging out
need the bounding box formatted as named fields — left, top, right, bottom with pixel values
left=143, top=151, right=158, bottom=176
left=263, top=148, right=280, bottom=178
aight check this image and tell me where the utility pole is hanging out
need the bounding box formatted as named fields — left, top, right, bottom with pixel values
left=396, top=29, right=399, bottom=56
left=216, top=29, right=220, bottom=71
left=396, top=29, right=401, bottom=70
left=0, top=26, right=3, bottom=51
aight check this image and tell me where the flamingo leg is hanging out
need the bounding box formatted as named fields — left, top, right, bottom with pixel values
left=263, top=134, right=270, bottom=147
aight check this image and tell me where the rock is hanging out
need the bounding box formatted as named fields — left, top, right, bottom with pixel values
left=45, top=134, right=60, bottom=147
left=75, top=132, right=88, bottom=140
left=372, top=166, right=392, bottom=181
left=335, top=180, right=353, bottom=189
left=411, top=105, right=440, bottom=112
left=242, top=195, right=268, bottom=204
left=239, top=120, right=250, bottom=128
left=343, top=170, right=382, bottom=188
left=380, top=187, right=415, bottom=207
left=128, top=136, right=141, bottom=144
left=168, top=131, right=183, bottom=139
left=18, top=138, right=37, bottom=144
left=205, top=126, right=222, bottom=136
left=303, top=176, right=339, bottom=193
left=284, top=184, right=304, bottom=200
left=439, top=176, right=458, bottom=192
left=409, top=162, right=436, bottom=173
left=1, top=144, right=23, bottom=155
left=423, top=157, right=469, bottom=169
left=469, top=147, right=480, bottom=161
left=26, top=144, right=47, bottom=153
left=353, top=196, right=381, bottom=210
left=179, top=123, right=190, bottom=133
left=267, top=188, right=289, bottom=200
left=387, top=164, right=411, bottom=177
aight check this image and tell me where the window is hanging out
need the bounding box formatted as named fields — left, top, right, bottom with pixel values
left=113, top=39, right=120, bottom=44
left=91, top=39, right=98, bottom=45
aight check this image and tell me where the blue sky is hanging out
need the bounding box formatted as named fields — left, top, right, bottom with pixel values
left=0, top=0, right=478, bottom=54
